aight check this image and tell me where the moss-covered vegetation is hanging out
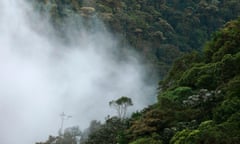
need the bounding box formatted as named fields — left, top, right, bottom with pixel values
left=38, top=18, right=240, bottom=144
left=148, top=18, right=240, bottom=144
left=91, top=18, right=240, bottom=144
left=33, top=0, right=240, bottom=143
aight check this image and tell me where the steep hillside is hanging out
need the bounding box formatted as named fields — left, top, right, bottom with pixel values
left=33, top=0, right=240, bottom=77
left=145, top=18, right=240, bottom=144
left=83, top=18, right=240, bottom=144
left=37, top=18, right=240, bottom=144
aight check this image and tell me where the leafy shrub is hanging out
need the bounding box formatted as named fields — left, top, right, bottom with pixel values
left=158, top=87, right=192, bottom=103
left=225, top=75, right=240, bottom=97
left=130, top=137, right=163, bottom=144
left=204, top=18, right=240, bottom=62
left=213, top=97, right=240, bottom=123
left=220, top=53, right=240, bottom=81
left=179, top=63, right=221, bottom=89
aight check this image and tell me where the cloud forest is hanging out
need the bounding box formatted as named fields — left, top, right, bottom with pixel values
left=0, top=0, right=240, bottom=144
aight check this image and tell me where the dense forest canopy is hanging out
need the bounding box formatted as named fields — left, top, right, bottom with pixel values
left=34, top=0, right=240, bottom=77
left=33, top=0, right=240, bottom=144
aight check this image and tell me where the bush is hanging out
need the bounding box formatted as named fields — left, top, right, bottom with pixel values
left=213, top=97, right=240, bottom=123
left=130, top=137, right=163, bottom=144
left=179, top=63, right=221, bottom=89
left=158, top=87, right=192, bottom=103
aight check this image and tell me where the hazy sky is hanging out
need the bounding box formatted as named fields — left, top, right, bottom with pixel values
left=0, top=0, right=156, bottom=143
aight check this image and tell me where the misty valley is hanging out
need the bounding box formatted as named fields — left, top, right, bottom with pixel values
left=1, top=0, right=240, bottom=144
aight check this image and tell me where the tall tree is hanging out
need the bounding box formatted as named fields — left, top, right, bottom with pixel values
left=109, top=96, right=133, bottom=119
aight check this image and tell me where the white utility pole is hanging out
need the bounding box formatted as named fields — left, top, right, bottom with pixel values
left=59, top=112, right=72, bottom=135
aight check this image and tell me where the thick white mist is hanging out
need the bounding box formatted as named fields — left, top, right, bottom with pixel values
left=0, top=0, right=156, bottom=144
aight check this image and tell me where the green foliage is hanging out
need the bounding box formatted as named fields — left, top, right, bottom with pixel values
left=176, top=18, right=240, bottom=89
left=81, top=117, right=127, bottom=144
left=35, top=0, right=240, bottom=78
left=170, top=129, right=201, bottom=144
left=159, top=87, right=193, bottom=102
left=171, top=113, right=240, bottom=144
left=213, top=75, right=240, bottom=123
left=109, top=96, right=133, bottom=119
left=220, top=53, right=240, bottom=82
left=130, top=137, right=163, bottom=144
left=179, top=63, right=222, bottom=89
left=114, top=96, right=133, bottom=105
left=213, top=97, right=240, bottom=123
left=225, top=75, right=240, bottom=97
left=127, top=108, right=177, bottom=142
left=204, top=18, right=240, bottom=62
left=160, top=18, right=240, bottom=144
left=160, top=51, right=203, bottom=90
left=35, top=2, right=240, bottom=144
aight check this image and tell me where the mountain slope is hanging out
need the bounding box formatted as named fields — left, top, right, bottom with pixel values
left=126, top=18, right=240, bottom=144
left=34, top=0, right=240, bottom=77
left=37, top=17, right=240, bottom=144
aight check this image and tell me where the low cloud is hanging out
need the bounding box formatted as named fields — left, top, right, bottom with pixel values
left=0, top=0, right=157, bottom=143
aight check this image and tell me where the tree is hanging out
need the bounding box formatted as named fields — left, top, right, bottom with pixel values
left=81, top=117, right=127, bottom=144
left=109, top=96, right=133, bottom=119
left=62, top=126, right=82, bottom=144
left=36, top=126, right=81, bottom=144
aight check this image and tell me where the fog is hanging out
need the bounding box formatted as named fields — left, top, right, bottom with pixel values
left=0, top=0, right=157, bottom=144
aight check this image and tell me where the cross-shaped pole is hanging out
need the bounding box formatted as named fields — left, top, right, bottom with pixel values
left=59, top=112, right=72, bottom=135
